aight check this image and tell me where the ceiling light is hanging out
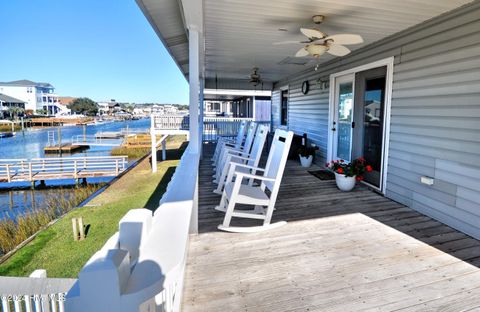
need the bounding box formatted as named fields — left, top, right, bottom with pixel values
left=306, top=44, right=327, bottom=57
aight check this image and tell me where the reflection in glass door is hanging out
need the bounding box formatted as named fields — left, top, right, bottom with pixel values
left=353, top=66, right=387, bottom=188
left=333, top=74, right=354, bottom=162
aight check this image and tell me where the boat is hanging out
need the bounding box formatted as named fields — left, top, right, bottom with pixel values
left=0, top=132, right=14, bottom=138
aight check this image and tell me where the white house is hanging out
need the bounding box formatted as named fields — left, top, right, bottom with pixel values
left=0, top=80, right=66, bottom=115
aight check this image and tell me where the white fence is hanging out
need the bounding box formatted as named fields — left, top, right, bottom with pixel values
left=0, top=156, right=128, bottom=183
left=65, top=143, right=199, bottom=311
left=0, top=271, right=75, bottom=312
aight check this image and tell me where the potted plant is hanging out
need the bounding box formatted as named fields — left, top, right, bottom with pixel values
left=298, top=145, right=319, bottom=168
left=326, top=157, right=373, bottom=191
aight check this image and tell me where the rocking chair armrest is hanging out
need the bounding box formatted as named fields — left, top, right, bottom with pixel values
left=228, top=154, right=251, bottom=162
left=231, top=163, right=265, bottom=172
left=235, top=172, right=275, bottom=182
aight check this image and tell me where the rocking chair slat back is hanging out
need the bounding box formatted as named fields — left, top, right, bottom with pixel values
left=262, top=129, right=294, bottom=192
left=234, top=120, right=248, bottom=149
left=247, top=124, right=269, bottom=167
left=242, top=122, right=257, bottom=154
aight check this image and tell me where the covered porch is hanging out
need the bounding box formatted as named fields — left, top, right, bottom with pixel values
left=182, top=146, right=480, bottom=311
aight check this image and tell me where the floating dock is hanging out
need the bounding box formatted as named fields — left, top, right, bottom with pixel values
left=44, top=144, right=89, bottom=154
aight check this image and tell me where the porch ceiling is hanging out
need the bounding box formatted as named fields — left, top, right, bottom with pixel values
left=138, top=0, right=473, bottom=85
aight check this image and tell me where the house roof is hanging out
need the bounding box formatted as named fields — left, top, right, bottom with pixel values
left=0, top=93, right=26, bottom=104
left=137, top=0, right=474, bottom=87
left=0, top=80, right=54, bottom=88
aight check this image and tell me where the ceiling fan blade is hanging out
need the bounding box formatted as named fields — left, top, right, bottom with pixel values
left=327, top=44, right=351, bottom=57
left=295, top=47, right=309, bottom=57
left=273, top=40, right=301, bottom=45
left=300, top=28, right=325, bottom=39
left=325, top=34, right=363, bottom=45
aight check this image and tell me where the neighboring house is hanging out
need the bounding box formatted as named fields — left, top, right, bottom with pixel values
left=204, top=94, right=272, bottom=121
left=163, top=104, right=178, bottom=114
left=151, top=104, right=165, bottom=114
left=0, top=79, right=67, bottom=115
left=98, top=100, right=121, bottom=115
left=0, top=93, right=25, bottom=119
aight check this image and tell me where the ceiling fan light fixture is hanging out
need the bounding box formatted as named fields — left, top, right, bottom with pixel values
left=306, top=44, right=327, bottom=57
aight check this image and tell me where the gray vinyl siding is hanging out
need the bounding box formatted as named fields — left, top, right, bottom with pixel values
left=272, top=1, right=480, bottom=239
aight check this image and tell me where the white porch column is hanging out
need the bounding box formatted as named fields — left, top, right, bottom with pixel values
left=188, top=27, right=200, bottom=155
left=199, top=78, right=204, bottom=154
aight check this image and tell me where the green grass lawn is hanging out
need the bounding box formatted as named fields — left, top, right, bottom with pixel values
left=0, top=136, right=187, bottom=278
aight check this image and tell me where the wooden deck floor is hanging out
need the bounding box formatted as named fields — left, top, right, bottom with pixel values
left=182, top=145, right=480, bottom=311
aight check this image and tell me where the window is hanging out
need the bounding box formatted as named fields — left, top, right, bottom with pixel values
left=281, top=89, right=288, bottom=126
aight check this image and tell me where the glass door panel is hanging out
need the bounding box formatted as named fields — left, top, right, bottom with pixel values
left=352, top=66, right=387, bottom=189
left=334, top=75, right=354, bottom=162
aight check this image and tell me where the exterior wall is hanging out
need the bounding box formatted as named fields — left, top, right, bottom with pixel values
left=272, top=2, right=480, bottom=239
left=0, top=86, right=37, bottom=112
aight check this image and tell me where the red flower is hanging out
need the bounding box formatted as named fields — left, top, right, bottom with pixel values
left=337, top=168, right=344, bottom=174
left=356, top=176, right=364, bottom=181
left=340, top=159, right=344, bottom=163
left=366, top=165, right=373, bottom=172
left=325, top=162, right=330, bottom=167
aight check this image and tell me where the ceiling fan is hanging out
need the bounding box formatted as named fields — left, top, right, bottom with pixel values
left=274, top=15, right=363, bottom=58
left=249, top=67, right=262, bottom=86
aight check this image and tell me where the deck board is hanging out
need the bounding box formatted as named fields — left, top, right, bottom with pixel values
left=182, top=145, right=480, bottom=311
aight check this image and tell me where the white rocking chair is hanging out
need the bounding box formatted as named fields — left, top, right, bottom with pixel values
left=211, top=120, right=247, bottom=164
left=213, top=122, right=257, bottom=171
left=213, top=124, right=269, bottom=194
left=215, top=129, right=294, bottom=233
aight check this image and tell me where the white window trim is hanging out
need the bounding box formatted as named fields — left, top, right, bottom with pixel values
left=327, top=57, right=394, bottom=194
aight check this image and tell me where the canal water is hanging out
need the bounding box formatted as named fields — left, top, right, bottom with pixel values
left=0, top=118, right=150, bottom=220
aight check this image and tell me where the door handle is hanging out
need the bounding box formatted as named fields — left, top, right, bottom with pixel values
left=352, top=122, right=355, bottom=128
left=331, top=121, right=336, bottom=131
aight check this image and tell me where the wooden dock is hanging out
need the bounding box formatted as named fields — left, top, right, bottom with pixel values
left=44, top=144, right=89, bottom=154
left=181, top=145, right=480, bottom=311
left=0, top=156, right=128, bottom=187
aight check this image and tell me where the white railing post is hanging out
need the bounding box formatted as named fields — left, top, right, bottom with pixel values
left=188, top=27, right=200, bottom=155
left=151, top=130, right=157, bottom=173
left=6, top=164, right=11, bottom=182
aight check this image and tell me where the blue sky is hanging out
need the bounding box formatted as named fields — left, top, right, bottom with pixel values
left=0, top=0, right=188, bottom=104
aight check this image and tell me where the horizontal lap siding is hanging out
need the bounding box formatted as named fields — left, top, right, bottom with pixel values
left=272, top=2, right=480, bottom=239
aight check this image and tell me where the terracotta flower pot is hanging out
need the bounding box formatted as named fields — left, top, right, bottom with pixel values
left=334, top=172, right=356, bottom=191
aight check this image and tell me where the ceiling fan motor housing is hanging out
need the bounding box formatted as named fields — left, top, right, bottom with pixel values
left=312, top=15, right=325, bottom=24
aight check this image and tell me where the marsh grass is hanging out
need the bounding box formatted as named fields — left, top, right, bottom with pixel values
left=0, top=185, right=101, bottom=254
left=0, top=124, right=21, bottom=132
left=111, top=146, right=150, bottom=158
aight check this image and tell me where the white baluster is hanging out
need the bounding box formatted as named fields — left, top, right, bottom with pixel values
left=1, top=295, right=11, bottom=312
left=23, top=295, right=32, bottom=312
left=33, top=295, right=41, bottom=312
left=41, top=294, right=51, bottom=312
left=12, top=295, right=22, bottom=312
left=58, top=293, right=66, bottom=312
left=49, top=294, right=57, bottom=312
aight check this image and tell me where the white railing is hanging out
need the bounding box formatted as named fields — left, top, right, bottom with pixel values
left=65, top=143, right=199, bottom=311
left=0, top=156, right=128, bottom=183
left=152, top=115, right=271, bottom=142
left=152, top=115, right=190, bottom=130
left=120, top=128, right=149, bottom=136
left=0, top=270, right=75, bottom=312
left=70, top=135, right=122, bottom=146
